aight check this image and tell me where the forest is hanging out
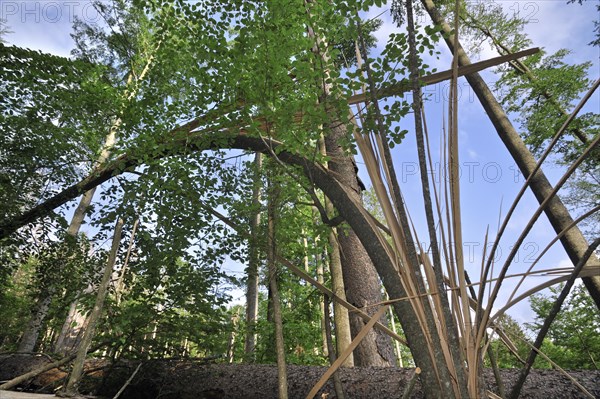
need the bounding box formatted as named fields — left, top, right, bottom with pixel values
left=0, top=0, right=599, bottom=398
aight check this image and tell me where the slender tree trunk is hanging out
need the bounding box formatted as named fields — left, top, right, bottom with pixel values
left=324, top=295, right=346, bottom=399
left=56, top=45, right=160, bottom=354
left=245, top=153, right=263, bottom=359
left=327, top=229, right=355, bottom=367
left=421, top=0, right=600, bottom=309
left=227, top=313, right=239, bottom=363
left=312, top=213, right=329, bottom=358
left=266, top=182, right=288, bottom=399
left=53, top=128, right=118, bottom=355
left=401, top=1, right=470, bottom=396
left=386, top=292, right=404, bottom=368
left=115, top=218, right=139, bottom=305
left=19, top=131, right=116, bottom=355
left=62, top=217, right=124, bottom=396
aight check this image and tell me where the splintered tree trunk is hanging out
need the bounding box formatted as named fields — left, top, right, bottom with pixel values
left=62, top=217, right=124, bottom=396
left=421, top=0, right=600, bottom=309
left=266, top=182, right=288, bottom=399
left=245, top=153, right=263, bottom=359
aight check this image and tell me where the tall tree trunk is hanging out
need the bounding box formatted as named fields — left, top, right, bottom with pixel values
left=327, top=229, right=355, bottom=367
left=421, top=0, right=600, bottom=309
left=244, top=153, right=263, bottom=359
left=53, top=126, right=119, bottom=355
left=266, top=182, right=288, bottom=399
left=55, top=45, right=161, bottom=353
left=313, top=135, right=354, bottom=367
left=317, top=136, right=354, bottom=367
left=303, top=1, right=394, bottom=364
left=115, top=218, right=139, bottom=305
left=323, top=129, right=396, bottom=367
left=62, top=217, right=124, bottom=396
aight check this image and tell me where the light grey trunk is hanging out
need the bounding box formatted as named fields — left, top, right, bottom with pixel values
left=316, top=251, right=328, bottom=357
left=62, top=217, right=124, bottom=395
left=17, top=293, right=52, bottom=352
left=327, top=228, right=355, bottom=367
left=244, top=152, right=262, bottom=359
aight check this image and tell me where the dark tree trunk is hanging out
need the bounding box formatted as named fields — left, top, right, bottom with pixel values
left=324, top=123, right=395, bottom=367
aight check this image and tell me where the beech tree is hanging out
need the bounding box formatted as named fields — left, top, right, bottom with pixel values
left=1, top=1, right=598, bottom=398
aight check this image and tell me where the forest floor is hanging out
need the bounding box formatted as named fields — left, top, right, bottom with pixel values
left=1, top=354, right=599, bottom=398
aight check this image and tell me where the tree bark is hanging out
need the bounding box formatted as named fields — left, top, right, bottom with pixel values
left=313, top=211, right=329, bottom=358
left=323, top=295, right=347, bottom=399
left=421, top=0, right=600, bottom=309
left=62, top=217, right=124, bottom=395
left=244, top=153, right=263, bottom=359
left=318, top=135, right=354, bottom=367
left=17, top=294, right=52, bottom=353
left=266, top=182, right=288, bottom=399
left=324, top=126, right=395, bottom=367
left=327, top=228, right=354, bottom=367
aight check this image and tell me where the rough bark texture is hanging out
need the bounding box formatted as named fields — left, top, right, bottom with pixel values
left=421, top=0, right=600, bottom=309
left=324, top=124, right=395, bottom=368
left=2, top=356, right=599, bottom=399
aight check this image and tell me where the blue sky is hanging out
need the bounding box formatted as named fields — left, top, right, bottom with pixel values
left=2, top=0, right=598, bottom=326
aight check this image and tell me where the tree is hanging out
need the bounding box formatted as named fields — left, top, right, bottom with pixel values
left=528, top=284, right=600, bottom=369
left=419, top=0, right=600, bottom=310
left=2, top=1, right=599, bottom=398
left=451, top=0, right=599, bottom=240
